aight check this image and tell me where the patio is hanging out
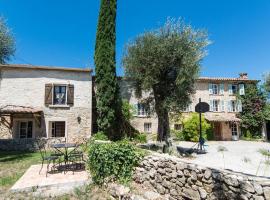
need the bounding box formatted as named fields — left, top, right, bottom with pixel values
left=10, top=164, right=90, bottom=197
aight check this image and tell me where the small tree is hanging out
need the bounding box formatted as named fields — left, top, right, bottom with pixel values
left=0, top=17, right=15, bottom=63
left=238, top=84, right=267, bottom=137
left=123, top=18, right=210, bottom=148
left=180, top=113, right=213, bottom=142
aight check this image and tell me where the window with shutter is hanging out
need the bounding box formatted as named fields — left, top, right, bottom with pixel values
left=237, top=100, right=242, bottom=112
left=209, top=100, right=213, bottom=111
left=228, top=84, right=233, bottom=95
left=219, top=84, right=224, bottom=95
left=45, top=84, right=53, bottom=106
left=67, top=84, right=74, bottom=106
left=209, top=83, right=213, bottom=94
left=221, top=100, right=225, bottom=112
left=239, top=84, right=245, bottom=95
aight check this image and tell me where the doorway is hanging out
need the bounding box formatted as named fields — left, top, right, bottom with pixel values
left=213, top=122, right=222, bottom=140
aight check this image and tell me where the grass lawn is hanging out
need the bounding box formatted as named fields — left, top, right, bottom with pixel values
left=0, top=151, right=41, bottom=194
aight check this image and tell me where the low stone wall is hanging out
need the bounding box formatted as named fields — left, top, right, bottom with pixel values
left=133, top=153, right=270, bottom=200
left=0, top=138, right=66, bottom=151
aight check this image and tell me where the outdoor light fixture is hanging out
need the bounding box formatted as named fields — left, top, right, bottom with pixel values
left=77, top=116, right=81, bottom=124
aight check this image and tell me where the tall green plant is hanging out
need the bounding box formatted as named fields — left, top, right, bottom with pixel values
left=0, top=17, right=15, bottom=63
left=238, top=84, right=266, bottom=137
left=94, top=0, right=122, bottom=140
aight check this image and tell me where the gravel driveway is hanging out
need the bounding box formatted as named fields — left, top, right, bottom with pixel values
left=176, top=140, right=270, bottom=177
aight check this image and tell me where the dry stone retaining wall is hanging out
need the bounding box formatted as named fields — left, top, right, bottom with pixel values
left=134, top=153, right=270, bottom=200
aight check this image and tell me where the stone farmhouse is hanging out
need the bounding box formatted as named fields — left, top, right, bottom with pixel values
left=0, top=64, right=92, bottom=148
left=119, top=73, right=269, bottom=141
left=0, top=64, right=269, bottom=150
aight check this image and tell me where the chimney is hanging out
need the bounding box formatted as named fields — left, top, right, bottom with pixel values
left=239, top=73, right=248, bottom=79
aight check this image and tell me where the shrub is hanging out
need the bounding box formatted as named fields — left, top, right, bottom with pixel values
left=171, top=129, right=185, bottom=141
left=87, top=140, right=145, bottom=185
left=181, top=113, right=213, bottom=142
left=92, top=132, right=109, bottom=141
left=133, top=133, right=147, bottom=143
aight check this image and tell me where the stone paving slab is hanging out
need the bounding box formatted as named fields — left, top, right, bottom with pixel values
left=10, top=164, right=90, bottom=196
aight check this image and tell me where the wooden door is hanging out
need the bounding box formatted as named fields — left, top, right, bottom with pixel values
left=213, top=122, right=222, bottom=140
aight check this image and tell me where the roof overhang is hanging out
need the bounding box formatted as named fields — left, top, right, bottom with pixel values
left=204, top=113, right=241, bottom=122
left=0, top=64, right=92, bottom=73
left=0, top=105, right=43, bottom=115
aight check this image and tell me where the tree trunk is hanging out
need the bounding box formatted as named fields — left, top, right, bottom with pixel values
left=153, top=87, right=172, bottom=153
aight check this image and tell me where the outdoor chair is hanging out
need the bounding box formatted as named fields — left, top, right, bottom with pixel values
left=36, top=139, right=62, bottom=177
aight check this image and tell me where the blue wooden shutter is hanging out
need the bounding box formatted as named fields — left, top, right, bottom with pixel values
left=209, top=100, right=213, bottom=111
left=239, top=84, right=245, bottom=95
left=237, top=100, right=242, bottom=112
left=209, top=83, right=213, bottom=94
left=228, top=84, right=233, bottom=95
left=219, top=83, right=224, bottom=95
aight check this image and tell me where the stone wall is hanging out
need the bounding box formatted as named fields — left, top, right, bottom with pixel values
left=0, top=138, right=67, bottom=151
left=134, top=153, right=270, bottom=200
left=0, top=67, right=92, bottom=140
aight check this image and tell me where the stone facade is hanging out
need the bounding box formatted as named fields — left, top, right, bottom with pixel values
left=119, top=74, right=259, bottom=141
left=134, top=153, right=270, bottom=200
left=0, top=64, right=92, bottom=148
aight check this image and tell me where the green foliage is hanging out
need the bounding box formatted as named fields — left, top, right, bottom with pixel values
left=87, top=140, right=145, bottom=185
left=123, top=18, right=210, bottom=142
left=0, top=17, right=15, bottom=64
left=238, top=84, right=267, bottom=137
left=132, top=133, right=147, bottom=143
left=122, top=99, right=134, bottom=122
left=264, top=72, right=270, bottom=94
left=170, top=129, right=185, bottom=141
left=180, top=113, right=213, bottom=142
left=94, top=0, right=123, bottom=140
left=92, top=131, right=109, bottom=141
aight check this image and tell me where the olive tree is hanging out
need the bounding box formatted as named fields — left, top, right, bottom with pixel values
left=122, top=18, right=210, bottom=147
left=0, top=17, right=15, bottom=63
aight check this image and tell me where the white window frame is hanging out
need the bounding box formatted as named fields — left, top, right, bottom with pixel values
left=231, top=84, right=238, bottom=95
left=231, top=123, right=238, bottom=136
left=144, top=123, right=152, bottom=133
left=212, top=100, right=219, bottom=112
left=137, top=103, right=148, bottom=117
left=231, top=100, right=237, bottom=112
left=52, top=84, right=68, bottom=105
left=212, top=84, right=219, bottom=95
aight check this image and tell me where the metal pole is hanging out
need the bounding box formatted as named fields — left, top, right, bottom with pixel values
left=199, top=98, right=202, bottom=151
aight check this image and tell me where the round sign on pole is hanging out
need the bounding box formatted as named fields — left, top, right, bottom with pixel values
left=195, top=102, right=210, bottom=113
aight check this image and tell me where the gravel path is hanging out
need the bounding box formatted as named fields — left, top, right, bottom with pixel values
left=176, top=140, right=270, bottom=177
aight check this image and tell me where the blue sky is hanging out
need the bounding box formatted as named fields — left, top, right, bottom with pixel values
left=1, top=0, right=270, bottom=80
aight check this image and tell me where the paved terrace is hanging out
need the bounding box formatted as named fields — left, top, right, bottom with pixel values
left=10, top=164, right=90, bottom=197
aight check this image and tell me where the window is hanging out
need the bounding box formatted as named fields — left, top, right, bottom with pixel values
left=231, top=100, right=237, bottom=112
left=137, top=103, right=148, bottom=116
left=229, top=84, right=238, bottom=95
left=174, top=124, right=182, bottom=131
left=184, top=104, right=192, bottom=112
left=231, top=123, right=238, bottom=136
left=53, top=85, right=67, bottom=105
left=144, top=123, right=152, bottom=133
left=212, top=84, right=219, bottom=95
left=212, top=100, right=219, bottom=112
left=51, top=121, right=65, bottom=137
left=232, top=84, right=238, bottom=94
left=19, top=121, right=33, bottom=138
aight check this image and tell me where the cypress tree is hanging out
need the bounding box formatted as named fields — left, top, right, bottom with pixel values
left=94, top=0, right=121, bottom=139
